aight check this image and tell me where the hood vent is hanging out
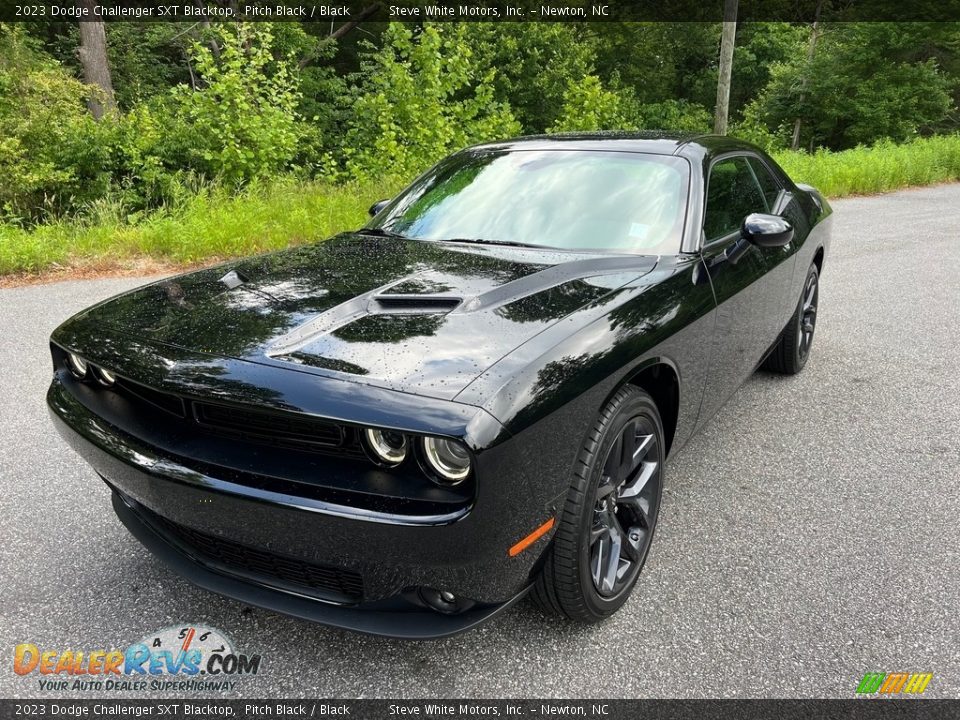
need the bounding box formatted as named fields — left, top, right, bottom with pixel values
left=371, top=295, right=462, bottom=315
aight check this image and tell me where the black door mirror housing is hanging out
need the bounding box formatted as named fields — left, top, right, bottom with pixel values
left=742, top=213, right=794, bottom=248
left=369, top=199, right=391, bottom=217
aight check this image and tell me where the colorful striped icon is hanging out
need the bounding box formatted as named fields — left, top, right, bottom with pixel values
left=856, top=672, right=933, bottom=694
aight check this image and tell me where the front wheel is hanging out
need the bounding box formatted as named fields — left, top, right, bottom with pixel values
left=763, top=262, right=819, bottom=375
left=531, top=386, right=664, bottom=623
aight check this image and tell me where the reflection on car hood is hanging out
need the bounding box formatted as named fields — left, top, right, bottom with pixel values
left=76, top=233, right=658, bottom=399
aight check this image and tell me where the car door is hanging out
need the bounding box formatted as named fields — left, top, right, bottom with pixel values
left=696, top=154, right=791, bottom=426
left=746, top=155, right=806, bottom=333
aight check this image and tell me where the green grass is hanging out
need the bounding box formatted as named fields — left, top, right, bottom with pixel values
left=0, top=177, right=397, bottom=277
left=773, top=134, right=960, bottom=197
left=2, top=134, right=960, bottom=278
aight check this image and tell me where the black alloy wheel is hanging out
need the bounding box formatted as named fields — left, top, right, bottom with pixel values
left=763, top=262, right=820, bottom=375
left=590, top=416, right=660, bottom=597
left=797, top=269, right=819, bottom=362
left=532, top=385, right=664, bottom=622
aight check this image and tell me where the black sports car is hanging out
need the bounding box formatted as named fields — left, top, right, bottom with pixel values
left=48, top=133, right=832, bottom=638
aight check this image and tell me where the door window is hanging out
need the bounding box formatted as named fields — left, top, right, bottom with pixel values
left=703, top=157, right=767, bottom=242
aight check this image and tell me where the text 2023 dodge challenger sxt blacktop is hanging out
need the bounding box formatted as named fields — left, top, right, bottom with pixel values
left=47, top=133, right=831, bottom=638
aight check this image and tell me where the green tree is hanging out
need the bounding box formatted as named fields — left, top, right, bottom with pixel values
left=0, top=24, right=117, bottom=221
left=462, top=23, right=596, bottom=133
left=751, top=22, right=957, bottom=149
left=590, top=23, right=720, bottom=108
left=342, top=23, right=520, bottom=180
left=634, top=100, right=712, bottom=133
left=166, top=23, right=303, bottom=184
left=548, top=75, right=634, bottom=132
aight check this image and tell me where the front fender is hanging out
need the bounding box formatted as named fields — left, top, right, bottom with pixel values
left=456, top=256, right=716, bottom=512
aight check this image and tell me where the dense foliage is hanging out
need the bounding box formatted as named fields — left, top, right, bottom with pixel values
left=341, top=23, right=520, bottom=180
left=0, top=27, right=115, bottom=219
left=1, top=19, right=959, bottom=230
left=6, top=134, right=960, bottom=278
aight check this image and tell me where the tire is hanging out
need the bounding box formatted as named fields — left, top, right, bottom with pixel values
left=531, top=385, right=664, bottom=623
left=763, top=262, right=820, bottom=375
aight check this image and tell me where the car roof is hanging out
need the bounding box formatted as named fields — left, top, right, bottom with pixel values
left=467, top=131, right=757, bottom=157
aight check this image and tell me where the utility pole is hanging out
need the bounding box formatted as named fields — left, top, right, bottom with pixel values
left=714, top=0, right=738, bottom=135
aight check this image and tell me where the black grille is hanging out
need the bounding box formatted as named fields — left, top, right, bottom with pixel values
left=115, top=378, right=186, bottom=418
left=193, top=401, right=346, bottom=451
left=149, top=511, right=364, bottom=603
left=107, top=378, right=364, bottom=458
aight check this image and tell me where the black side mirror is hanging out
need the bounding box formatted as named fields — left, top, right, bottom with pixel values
left=368, top=199, right=391, bottom=217
left=742, top=213, right=794, bottom=248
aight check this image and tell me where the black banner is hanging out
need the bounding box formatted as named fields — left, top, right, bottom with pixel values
left=1, top=700, right=960, bottom=720
left=3, top=0, right=960, bottom=23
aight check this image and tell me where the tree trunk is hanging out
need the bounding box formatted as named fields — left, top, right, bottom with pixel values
left=192, top=0, right=221, bottom=59
left=790, top=2, right=824, bottom=150
left=298, top=3, right=381, bottom=70
left=76, top=1, right=116, bottom=119
left=713, top=0, right=738, bottom=136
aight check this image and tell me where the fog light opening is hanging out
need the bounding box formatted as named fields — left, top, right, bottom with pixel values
left=417, top=587, right=463, bottom=615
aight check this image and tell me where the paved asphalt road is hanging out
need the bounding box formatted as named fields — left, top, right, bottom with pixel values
left=1, top=185, right=959, bottom=700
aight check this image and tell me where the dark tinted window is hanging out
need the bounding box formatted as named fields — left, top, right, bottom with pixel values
left=703, top=157, right=767, bottom=241
left=748, top=157, right=782, bottom=211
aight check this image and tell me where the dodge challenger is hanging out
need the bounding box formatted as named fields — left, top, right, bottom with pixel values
left=47, top=133, right=832, bottom=638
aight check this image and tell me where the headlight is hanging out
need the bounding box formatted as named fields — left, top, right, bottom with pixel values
left=421, top=437, right=471, bottom=484
left=67, top=352, right=88, bottom=379
left=96, top=367, right=117, bottom=386
left=364, top=428, right=409, bottom=466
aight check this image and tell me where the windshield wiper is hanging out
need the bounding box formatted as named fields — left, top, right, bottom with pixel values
left=361, top=227, right=408, bottom=239
left=444, top=237, right=549, bottom=250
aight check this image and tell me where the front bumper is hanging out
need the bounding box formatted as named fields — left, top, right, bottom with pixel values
left=47, top=376, right=555, bottom=639
left=110, top=490, right=529, bottom=638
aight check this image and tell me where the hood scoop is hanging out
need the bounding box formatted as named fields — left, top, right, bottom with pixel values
left=265, top=287, right=463, bottom=358
left=371, top=295, right=462, bottom=315
left=264, top=254, right=658, bottom=365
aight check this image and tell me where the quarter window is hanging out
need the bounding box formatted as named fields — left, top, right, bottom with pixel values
left=703, top=157, right=767, bottom=242
left=748, top=157, right=782, bottom=211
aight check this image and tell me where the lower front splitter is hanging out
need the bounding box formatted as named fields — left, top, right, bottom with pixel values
left=111, top=490, right=530, bottom=640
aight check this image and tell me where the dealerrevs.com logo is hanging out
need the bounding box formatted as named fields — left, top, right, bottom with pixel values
left=13, top=625, right=261, bottom=692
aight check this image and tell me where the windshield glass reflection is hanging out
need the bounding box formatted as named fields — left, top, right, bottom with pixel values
left=372, top=150, right=690, bottom=255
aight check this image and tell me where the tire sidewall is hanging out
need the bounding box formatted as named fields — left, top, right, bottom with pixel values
left=794, top=264, right=819, bottom=369
left=575, top=390, right=664, bottom=618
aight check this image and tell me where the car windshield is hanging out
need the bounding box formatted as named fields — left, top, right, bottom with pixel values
left=369, top=149, right=689, bottom=255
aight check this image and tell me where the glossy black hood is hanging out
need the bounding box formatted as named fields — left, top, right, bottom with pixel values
left=62, top=233, right=657, bottom=399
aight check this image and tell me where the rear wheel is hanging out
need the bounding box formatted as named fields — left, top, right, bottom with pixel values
left=531, top=386, right=664, bottom=622
left=763, top=263, right=819, bottom=374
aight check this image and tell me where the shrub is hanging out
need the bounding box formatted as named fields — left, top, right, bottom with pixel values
left=548, top=75, right=634, bottom=133
left=732, top=100, right=788, bottom=152
left=459, top=23, right=597, bottom=133
left=634, top=100, right=712, bottom=133
left=0, top=25, right=119, bottom=222
left=342, top=23, right=521, bottom=181
left=165, top=23, right=303, bottom=185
